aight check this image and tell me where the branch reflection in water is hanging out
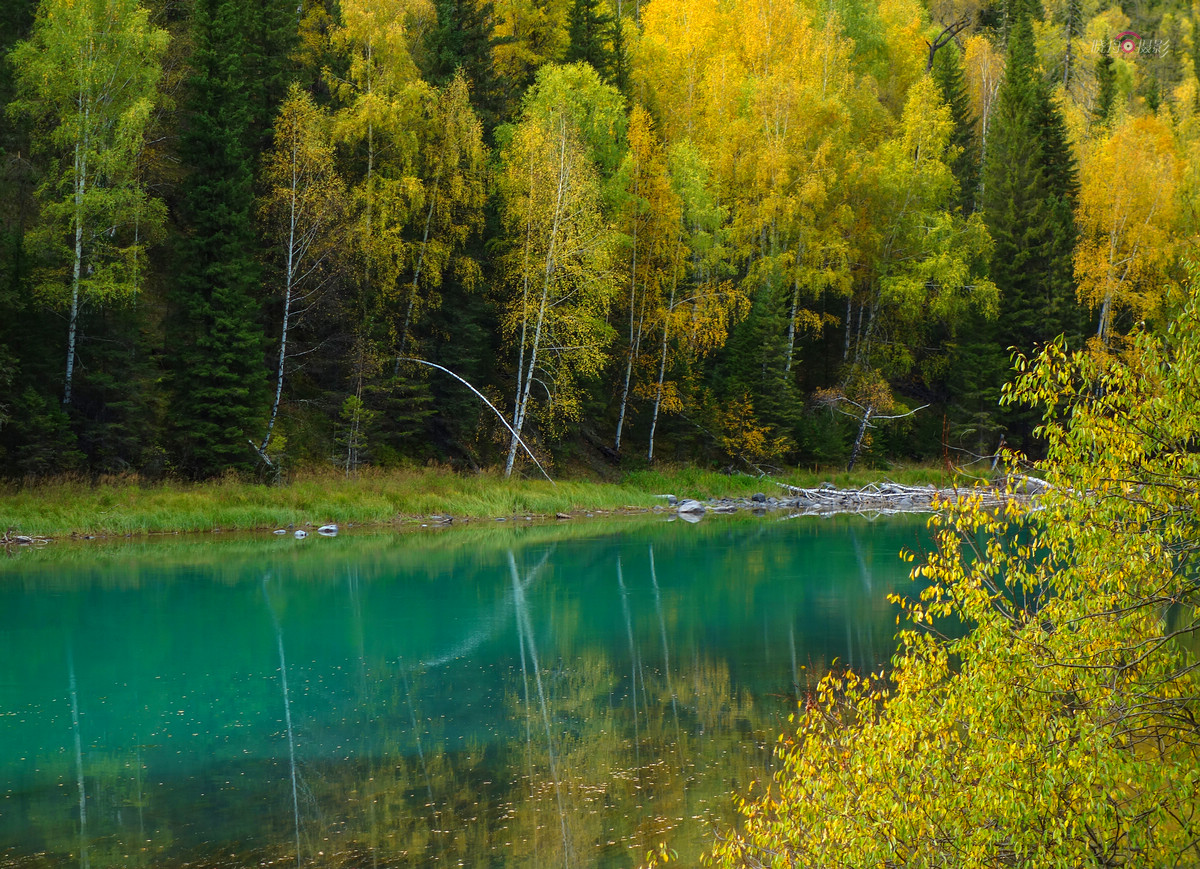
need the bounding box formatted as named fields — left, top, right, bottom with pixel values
left=0, top=513, right=928, bottom=867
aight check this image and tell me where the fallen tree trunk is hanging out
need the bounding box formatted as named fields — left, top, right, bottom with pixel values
left=768, top=478, right=1043, bottom=515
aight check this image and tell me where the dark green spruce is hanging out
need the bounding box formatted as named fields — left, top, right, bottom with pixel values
left=962, top=0, right=1082, bottom=447
left=424, top=0, right=504, bottom=131
left=932, top=42, right=979, bottom=215
left=167, top=0, right=269, bottom=477
left=566, top=0, right=618, bottom=85
left=1095, top=36, right=1116, bottom=123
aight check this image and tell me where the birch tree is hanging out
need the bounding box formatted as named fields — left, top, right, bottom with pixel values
left=492, top=0, right=570, bottom=99
left=256, top=84, right=347, bottom=466
left=327, top=0, right=433, bottom=394
left=705, top=294, right=1200, bottom=869
left=847, top=76, right=996, bottom=376
left=611, top=104, right=676, bottom=455
left=497, top=62, right=623, bottom=477
left=1075, top=114, right=1180, bottom=345
left=641, top=0, right=861, bottom=412
left=963, top=33, right=1003, bottom=192
left=646, top=140, right=746, bottom=464
left=394, top=70, right=487, bottom=361
left=10, top=0, right=168, bottom=406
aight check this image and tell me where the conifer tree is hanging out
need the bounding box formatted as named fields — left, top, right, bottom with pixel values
left=246, top=0, right=299, bottom=140
left=0, top=0, right=36, bottom=443
left=1095, top=36, right=1116, bottom=123
left=1032, top=73, right=1080, bottom=341
left=610, top=10, right=630, bottom=97
left=1144, top=75, right=1161, bottom=113
left=566, top=0, right=615, bottom=82
left=0, top=1, right=36, bottom=149
left=1061, top=0, right=1081, bottom=89
left=932, top=43, right=979, bottom=215
left=167, top=0, right=269, bottom=476
left=981, top=1, right=1077, bottom=346
left=975, top=0, right=1081, bottom=444
left=424, top=0, right=503, bottom=130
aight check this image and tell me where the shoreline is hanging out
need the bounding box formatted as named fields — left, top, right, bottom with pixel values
left=0, top=468, right=1036, bottom=546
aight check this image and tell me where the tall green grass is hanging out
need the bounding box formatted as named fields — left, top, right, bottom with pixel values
left=0, top=463, right=963, bottom=538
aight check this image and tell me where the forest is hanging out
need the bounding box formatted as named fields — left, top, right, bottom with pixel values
left=0, top=0, right=1194, bottom=480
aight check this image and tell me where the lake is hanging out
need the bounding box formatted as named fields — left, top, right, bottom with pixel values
left=0, top=512, right=929, bottom=868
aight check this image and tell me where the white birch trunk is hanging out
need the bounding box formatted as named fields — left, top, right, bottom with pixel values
left=65, top=127, right=87, bottom=406
left=508, top=157, right=536, bottom=471
left=785, top=283, right=799, bottom=374
left=398, top=159, right=441, bottom=362
left=847, top=403, right=873, bottom=471
left=785, top=241, right=801, bottom=374
left=614, top=195, right=639, bottom=454
left=842, top=296, right=854, bottom=362
left=648, top=247, right=679, bottom=463
left=505, top=117, right=570, bottom=477
left=261, top=132, right=301, bottom=459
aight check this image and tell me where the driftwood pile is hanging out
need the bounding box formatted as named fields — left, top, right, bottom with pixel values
left=1, top=531, right=50, bottom=548
left=764, top=476, right=1052, bottom=517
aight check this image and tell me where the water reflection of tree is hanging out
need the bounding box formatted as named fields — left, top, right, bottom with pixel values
left=4, top=521, right=922, bottom=868
left=214, top=545, right=785, bottom=869
left=21, top=652, right=172, bottom=868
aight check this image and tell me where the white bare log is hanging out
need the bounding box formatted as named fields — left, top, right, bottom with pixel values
left=398, top=357, right=554, bottom=485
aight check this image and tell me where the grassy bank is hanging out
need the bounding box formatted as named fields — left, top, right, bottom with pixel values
left=0, top=463, right=962, bottom=538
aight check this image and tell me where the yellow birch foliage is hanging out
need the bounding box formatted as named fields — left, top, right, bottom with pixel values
left=492, top=0, right=570, bottom=94
left=1075, top=113, right=1181, bottom=343
left=611, top=106, right=679, bottom=440
left=391, top=71, right=488, bottom=355
left=845, top=76, right=996, bottom=375
left=633, top=0, right=720, bottom=140
left=640, top=0, right=865, bottom=364
left=872, top=0, right=928, bottom=113
left=328, top=0, right=435, bottom=294
left=702, top=287, right=1200, bottom=868
left=497, top=64, right=623, bottom=456
left=717, top=391, right=791, bottom=468
left=963, top=33, right=1004, bottom=151
left=640, top=141, right=748, bottom=421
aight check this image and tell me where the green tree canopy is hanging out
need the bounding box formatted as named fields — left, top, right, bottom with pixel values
left=10, top=0, right=168, bottom=407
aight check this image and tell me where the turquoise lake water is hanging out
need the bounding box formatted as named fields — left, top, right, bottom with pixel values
left=0, top=513, right=930, bottom=868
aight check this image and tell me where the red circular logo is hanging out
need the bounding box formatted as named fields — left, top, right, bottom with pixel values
left=1115, top=30, right=1141, bottom=55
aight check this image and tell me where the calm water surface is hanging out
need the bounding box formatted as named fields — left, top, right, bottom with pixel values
left=0, top=513, right=928, bottom=868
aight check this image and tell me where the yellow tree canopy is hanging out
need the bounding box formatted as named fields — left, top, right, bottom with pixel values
left=1075, top=113, right=1181, bottom=344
